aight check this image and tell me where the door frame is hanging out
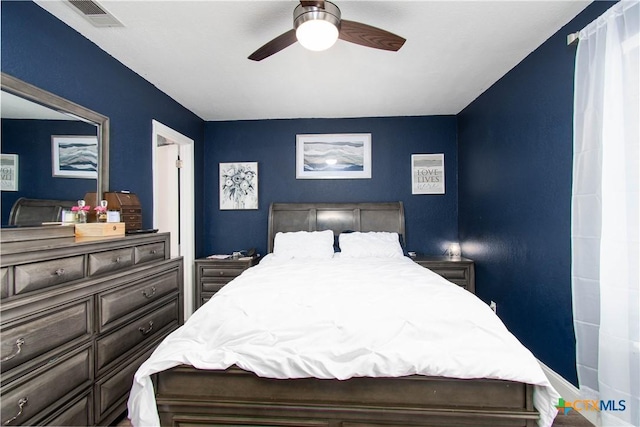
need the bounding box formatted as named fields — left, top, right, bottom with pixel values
left=151, top=119, right=195, bottom=320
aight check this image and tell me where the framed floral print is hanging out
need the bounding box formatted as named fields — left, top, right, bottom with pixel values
left=219, top=162, right=258, bottom=210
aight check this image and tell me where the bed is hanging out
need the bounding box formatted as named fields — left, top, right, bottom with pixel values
left=128, top=202, right=559, bottom=427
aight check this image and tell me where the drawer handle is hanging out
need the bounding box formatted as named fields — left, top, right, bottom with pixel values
left=54, top=268, right=65, bottom=276
left=219, top=271, right=225, bottom=276
left=4, top=397, right=28, bottom=425
left=139, top=320, right=154, bottom=335
left=150, top=249, right=157, bottom=255
left=141, top=286, right=157, bottom=298
left=114, top=256, right=121, bottom=264
left=1, top=338, right=25, bottom=362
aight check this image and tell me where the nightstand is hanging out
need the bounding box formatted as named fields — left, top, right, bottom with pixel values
left=413, top=256, right=475, bottom=294
left=194, top=257, right=259, bottom=309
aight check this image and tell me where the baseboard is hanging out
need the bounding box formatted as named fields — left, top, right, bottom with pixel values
left=538, top=360, right=600, bottom=426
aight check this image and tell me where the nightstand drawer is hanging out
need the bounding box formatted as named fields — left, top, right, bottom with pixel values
left=414, top=257, right=475, bottom=294
left=201, top=266, right=245, bottom=278
left=429, top=266, right=468, bottom=281
left=201, top=281, right=228, bottom=293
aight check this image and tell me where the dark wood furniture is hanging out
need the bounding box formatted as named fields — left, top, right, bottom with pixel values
left=8, top=197, right=75, bottom=226
left=0, top=229, right=183, bottom=426
left=194, top=257, right=259, bottom=310
left=413, top=256, right=476, bottom=293
left=152, top=202, right=538, bottom=427
left=85, top=192, right=142, bottom=231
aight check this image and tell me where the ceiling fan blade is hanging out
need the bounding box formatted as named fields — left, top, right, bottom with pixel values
left=339, top=20, right=406, bottom=52
left=299, top=1, right=325, bottom=8
left=248, top=29, right=297, bottom=61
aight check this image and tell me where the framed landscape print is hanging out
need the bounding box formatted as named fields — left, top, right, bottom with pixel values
left=220, top=162, right=258, bottom=210
left=296, top=133, right=372, bottom=179
left=52, top=135, right=98, bottom=179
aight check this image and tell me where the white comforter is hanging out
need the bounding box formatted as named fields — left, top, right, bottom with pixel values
left=128, top=254, right=559, bottom=426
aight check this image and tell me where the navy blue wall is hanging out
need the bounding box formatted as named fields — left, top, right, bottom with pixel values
left=204, top=116, right=458, bottom=257
left=1, top=0, right=205, bottom=253
left=1, top=119, right=98, bottom=223
left=457, top=1, right=615, bottom=385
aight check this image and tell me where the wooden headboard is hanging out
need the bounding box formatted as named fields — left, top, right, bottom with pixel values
left=8, top=197, right=76, bottom=226
left=267, top=202, right=405, bottom=253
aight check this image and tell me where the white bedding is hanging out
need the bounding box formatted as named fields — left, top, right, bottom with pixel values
left=128, top=254, right=559, bottom=427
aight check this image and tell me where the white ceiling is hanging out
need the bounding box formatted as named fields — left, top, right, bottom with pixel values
left=1, top=91, right=77, bottom=120
left=34, top=0, right=590, bottom=121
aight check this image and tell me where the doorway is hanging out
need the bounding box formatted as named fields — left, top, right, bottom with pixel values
left=152, top=119, right=195, bottom=320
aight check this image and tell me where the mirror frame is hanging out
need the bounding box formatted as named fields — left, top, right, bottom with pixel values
left=1, top=72, right=109, bottom=200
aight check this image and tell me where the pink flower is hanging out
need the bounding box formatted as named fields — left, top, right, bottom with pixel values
left=94, top=206, right=107, bottom=213
left=72, top=205, right=91, bottom=212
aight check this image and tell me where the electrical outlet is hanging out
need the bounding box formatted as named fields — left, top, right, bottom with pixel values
left=489, top=301, right=497, bottom=313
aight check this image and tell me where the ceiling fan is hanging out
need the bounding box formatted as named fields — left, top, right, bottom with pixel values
left=248, top=0, right=406, bottom=61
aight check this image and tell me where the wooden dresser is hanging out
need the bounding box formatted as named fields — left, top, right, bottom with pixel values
left=194, top=257, right=258, bottom=310
left=413, top=256, right=475, bottom=294
left=0, top=229, right=183, bottom=426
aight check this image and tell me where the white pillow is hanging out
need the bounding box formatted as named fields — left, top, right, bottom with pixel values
left=339, top=232, right=404, bottom=258
left=272, top=230, right=335, bottom=259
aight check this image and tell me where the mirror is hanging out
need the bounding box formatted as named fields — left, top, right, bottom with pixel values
left=1, top=72, right=109, bottom=226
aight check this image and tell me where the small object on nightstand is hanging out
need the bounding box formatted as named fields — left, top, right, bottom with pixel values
left=447, top=242, right=462, bottom=258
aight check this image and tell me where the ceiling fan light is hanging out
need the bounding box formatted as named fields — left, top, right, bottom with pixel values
left=296, top=20, right=339, bottom=51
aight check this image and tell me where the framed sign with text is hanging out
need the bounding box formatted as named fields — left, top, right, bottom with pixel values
left=1, top=153, right=19, bottom=191
left=411, top=153, right=445, bottom=194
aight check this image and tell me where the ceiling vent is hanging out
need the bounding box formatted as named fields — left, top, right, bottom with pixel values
left=66, top=0, right=123, bottom=27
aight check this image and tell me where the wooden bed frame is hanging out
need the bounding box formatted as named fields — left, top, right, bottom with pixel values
left=152, top=202, right=538, bottom=427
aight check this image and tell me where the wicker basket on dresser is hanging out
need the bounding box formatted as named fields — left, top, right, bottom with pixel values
left=0, top=228, right=183, bottom=426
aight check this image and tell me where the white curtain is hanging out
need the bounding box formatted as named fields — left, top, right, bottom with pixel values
left=572, top=1, right=639, bottom=426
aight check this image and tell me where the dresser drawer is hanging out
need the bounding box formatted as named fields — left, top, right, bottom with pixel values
left=14, top=255, right=85, bottom=295
left=96, top=299, right=179, bottom=372
left=88, top=248, right=134, bottom=276
left=94, top=343, right=156, bottom=422
left=98, top=269, right=180, bottom=332
left=1, top=268, right=8, bottom=299
left=135, top=242, right=165, bottom=264
left=43, top=391, right=92, bottom=427
left=1, top=299, right=91, bottom=372
left=0, top=346, right=92, bottom=426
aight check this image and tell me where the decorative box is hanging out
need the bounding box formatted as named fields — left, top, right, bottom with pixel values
left=75, top=222, right=125, bottom=237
